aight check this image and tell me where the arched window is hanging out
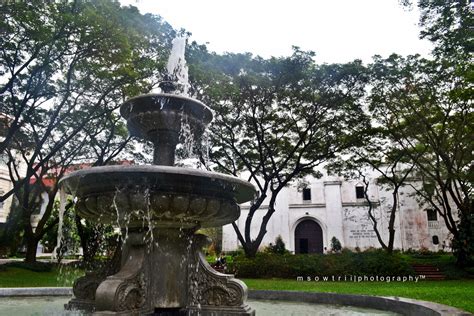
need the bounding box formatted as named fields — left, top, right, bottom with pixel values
left=432, top=235, right=439, bottom=245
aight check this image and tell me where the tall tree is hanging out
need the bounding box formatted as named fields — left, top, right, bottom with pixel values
left=0, top=0, right=175, bottom=262
left=330, top=130, right=416, bottom=253
left=189, top=48, right=369, bottom=257
left=364, top=0, right=473, bottom=265
left=403, top=0, right=473, bottom=59
left=369, top=52, right=473, bottom=265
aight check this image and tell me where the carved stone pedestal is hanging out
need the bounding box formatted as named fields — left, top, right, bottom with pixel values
left=187, top=235, right=255, bottom=316
left=67, top=230, right=254, bottom=316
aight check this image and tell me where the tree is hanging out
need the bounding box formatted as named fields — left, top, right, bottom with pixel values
left=189, top=48, right=369, bottom=257
left=330, top=129, right=416, bottom=253
left=369, top=53, right=472, bottom=264
left=396, top=0, right=473, bottom=266
left=401, top=0, right=473, bottom=59
left=0, top=0, right=176, bottom=262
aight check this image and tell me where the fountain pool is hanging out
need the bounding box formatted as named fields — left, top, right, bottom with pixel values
left=0, top=296, right=398, bottom=316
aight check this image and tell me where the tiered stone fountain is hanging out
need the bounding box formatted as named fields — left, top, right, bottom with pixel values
left=60, top=39, right=256, bottom=316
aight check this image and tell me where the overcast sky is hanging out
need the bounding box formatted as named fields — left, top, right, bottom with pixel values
left=120, top=0, right=432, bottom=64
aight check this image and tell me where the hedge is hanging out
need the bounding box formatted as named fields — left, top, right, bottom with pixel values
left=227, top=250, right=415, bottom=278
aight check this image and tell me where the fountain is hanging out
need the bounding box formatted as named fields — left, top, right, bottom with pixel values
left=59, top=38, right=256, bottom=315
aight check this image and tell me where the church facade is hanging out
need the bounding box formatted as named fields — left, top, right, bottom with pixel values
left=222, top=171, right=452, bottom=254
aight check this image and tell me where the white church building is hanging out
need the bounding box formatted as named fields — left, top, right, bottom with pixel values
left=222, top=170, right=452, bottom=254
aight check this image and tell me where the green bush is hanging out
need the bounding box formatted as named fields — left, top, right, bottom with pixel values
left=226, top=247, right=245, bottom=257
left=228, top=250, right=415, bottom=278
left=330, top=236, right=342, bottom=252
left=264, top=235, right=290, bottom=255
left=5, top=261, right=54, bottom=272
left=401, top=252, right=474, bottom=279
left=0, top=200, right=25, bottom=257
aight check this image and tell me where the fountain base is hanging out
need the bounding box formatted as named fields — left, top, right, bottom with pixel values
left=67, top=229, right=254, bottom=316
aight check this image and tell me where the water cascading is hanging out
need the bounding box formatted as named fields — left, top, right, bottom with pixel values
left=60, top=37, right=256, bottom=315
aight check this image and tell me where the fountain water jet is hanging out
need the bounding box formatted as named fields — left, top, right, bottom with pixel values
left=60, top=39, right=256, bottom=316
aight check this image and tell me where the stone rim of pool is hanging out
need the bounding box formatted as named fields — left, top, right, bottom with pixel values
left=0, top=288, right=470, bottom=316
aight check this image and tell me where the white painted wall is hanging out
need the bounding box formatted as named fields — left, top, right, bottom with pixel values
left=223, top=168, right=452, bottom=253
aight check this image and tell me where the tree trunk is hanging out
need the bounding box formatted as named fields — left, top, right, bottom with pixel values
left=243, top=243, right=259, bottom=258
left=24, top=237, right=39, bottom=263
left=386, top=187, right=400, bottom=254
left=453, top=208, right=474, bottom=267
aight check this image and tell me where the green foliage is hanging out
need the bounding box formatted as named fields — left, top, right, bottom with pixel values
left=408, top=0, right=473, bottom=59
left=401, top=251, right=474, bottom=279
left=4, top=261, right=53, bottom=272
left=0, top=198, right=24, bottom=257
left=198, top=227, right=222, bottom=255
left=451, top=211, right=474, bottom=266
left=188, top=46, right=370, bottom=257
left=228, top=250, right=414, bottom=279
left=368, top=52, right=473, bottom=264
left=265, top=235, right=290, bottom=255
left=225, top=247, right=246, bottom=258
left=40, top=199, right=80, bottom=258
left=0, top=0, right=176, bottom=262
left=389, top=0, right=473, bottom=266
left=40, top=197, right=119, bottom=266
left=330, top=237, right=342, bottom=252
left=74, top=215, right=118, bottom=267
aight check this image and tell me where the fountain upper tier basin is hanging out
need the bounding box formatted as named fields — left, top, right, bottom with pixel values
left=60, top=165, right=255, bottom=228
left=120, top=93, right=213, bottom=142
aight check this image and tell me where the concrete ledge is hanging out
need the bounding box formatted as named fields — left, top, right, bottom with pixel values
left=0, top=287, right=72, bottom=297
left=0, top=287, right=471, bottom=316
left=249, top=290, right=472, bottom=316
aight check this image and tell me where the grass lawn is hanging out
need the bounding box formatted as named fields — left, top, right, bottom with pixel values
left=242, top=278, right=474, bottom=313
left=0, top=266, right=83, bottom=288
left=1, top=266, right=473, bottom=313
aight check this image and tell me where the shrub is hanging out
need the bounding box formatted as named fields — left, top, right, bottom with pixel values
left=330, top=236, right=342, bottom=252
left=229, top=250, right=415, bottom=278
left=5, top=261, right=54, bottom=272
left=226, top=247, right=245, bottom=257
left=265, top=236, right=290, bottom=255
left=0, top=201, right=25, bottom=257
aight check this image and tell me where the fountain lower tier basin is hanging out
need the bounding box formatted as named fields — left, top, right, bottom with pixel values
left=59, top=165, right=255, bottom=228
left=1, top=291, right=470, bottom=316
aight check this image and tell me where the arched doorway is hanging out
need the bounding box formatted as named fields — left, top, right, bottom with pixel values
left=295, top=219, right=323, bottom=254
